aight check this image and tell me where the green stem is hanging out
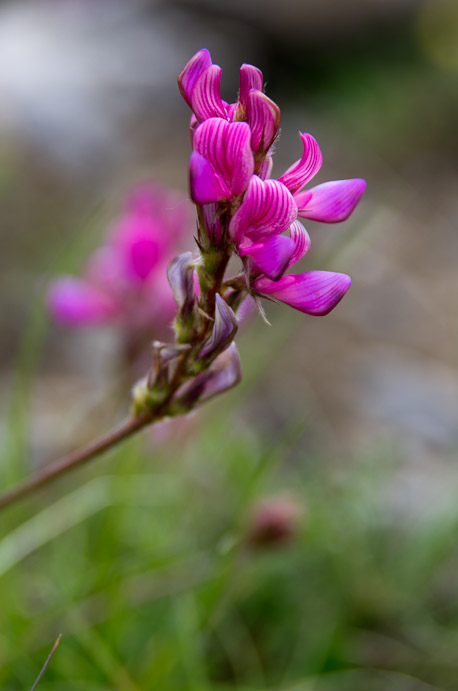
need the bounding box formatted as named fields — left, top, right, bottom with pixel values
left=0, top=413, right=152, bottom=513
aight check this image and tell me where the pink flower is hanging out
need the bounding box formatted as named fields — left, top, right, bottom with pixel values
left=178, top=49, right=280, bottom=158
left=278, top=132, right=366, bottom=223
left=48, top=183, right=193, bottom=333
left=189, top=118, right=254, bottom=203
left=179, top=49, right=366, bottom=319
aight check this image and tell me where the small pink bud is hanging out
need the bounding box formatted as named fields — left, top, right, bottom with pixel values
left=246, top=495, right=303, bottom=548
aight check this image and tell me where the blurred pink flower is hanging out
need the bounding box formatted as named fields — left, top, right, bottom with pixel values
left=48, top=183, right=193, bottom=335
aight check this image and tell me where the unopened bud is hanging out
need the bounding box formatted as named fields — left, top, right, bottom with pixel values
left=167, top=252, right=196, bottom=342
left=198, top=294, right=238, bottom=360
left=172, top=342, right=241, bottom=413
left=246, top=495, right=303, bottom=549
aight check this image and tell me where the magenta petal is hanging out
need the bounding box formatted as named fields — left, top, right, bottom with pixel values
left=255, top=271, right=351, bottom=316
left=296, top=178, right=366, bottom=223
left=193, top=119, right=254, bottom=197
left=178, top=48, right=212, bottom=108
left=126, top=235, right=160, bottom=282
left=288, top=220, right=311, bottom=267
left=247, top=90, right=280, bottom=152
left=278, top=133, right=323, bottom=194
left=239, top=63, right=263, bottom=110
left=191, top=65, right=227, bottom=121
left=229, top=176, right=297, bottom=243
left=48, top=277, right=118, bottom=325
left=189, top=152, right=231, bottom=204
left=239, top=235, right=295, bottom=280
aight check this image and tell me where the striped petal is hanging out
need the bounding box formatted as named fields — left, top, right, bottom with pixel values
left=295, top=178, right=366, bottom=223
left=278, top=133, right=323, bottom=194
left=193, top=118, right=254, bottom=197
left=247, top=90, right=280, bottom=153
left=239, top=235, right=295, bottom=280
left=178, top=49, right=212, bottom=108
left=255, top=271, right=351, bottom=316
left=48, top=277, right=119, bottom=325
left=229, top=176, right=297, bottom=243
left=189, top=152, right=231, bottom=204
left=239, top=63, right=263, bottom=110
left=287, top=220, right=311, bottom=268
left=191, top=65, right=227, bottom=121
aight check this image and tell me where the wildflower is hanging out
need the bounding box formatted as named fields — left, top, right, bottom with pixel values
left=49, top=183, right=192, bottom=336
left=178, top=49, right=366, bottom=318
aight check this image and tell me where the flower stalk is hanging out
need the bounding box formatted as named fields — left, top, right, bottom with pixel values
left=0, top=49, right=366, bottom=513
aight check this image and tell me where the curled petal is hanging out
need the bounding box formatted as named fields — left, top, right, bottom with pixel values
left=189, top=152, right=231, bottom=204
left=287, top=220, right=311, bottom=268
left=239, top=63, right=263, bottom=110
left=48, top=278, right=119, bottom=325
left=239, top=235, right=295, bottom=280
left=255, top=271, right=351, bottom=316
left=295, top=178, right=366, bottom=223
left=191, top=65, right=227, bottom=121
left=193, top=118, right=254, bottom=197
left=247, top=90, right=280, bottom=152
left=178, top=48, right=212, bottom=108
left=278, top=133, right=323, bottom=194
left=229, top=176, right=297, bottom=243
left=199, top=294, right=238, bottom=359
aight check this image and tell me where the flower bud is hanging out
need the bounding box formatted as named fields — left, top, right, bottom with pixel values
left=198, top=294, right=238, bottom=360
left=172, top=342, right=241, bottom=413
left=167, top=252, right=196, bottom=341
left=246, top=495, right=303, bottom=549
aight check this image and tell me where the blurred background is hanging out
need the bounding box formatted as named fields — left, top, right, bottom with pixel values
left=1, top=0, right=458, bottom=688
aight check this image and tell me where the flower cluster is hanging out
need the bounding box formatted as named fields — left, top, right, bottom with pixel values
left=49, top=50, right=366, bottom=420
left=49, top=183, right=191, bottom=339
left=179, top=48, right=366, bottom=316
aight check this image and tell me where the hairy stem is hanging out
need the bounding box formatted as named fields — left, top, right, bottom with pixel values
left=0, top=413, right=152, bottom=513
